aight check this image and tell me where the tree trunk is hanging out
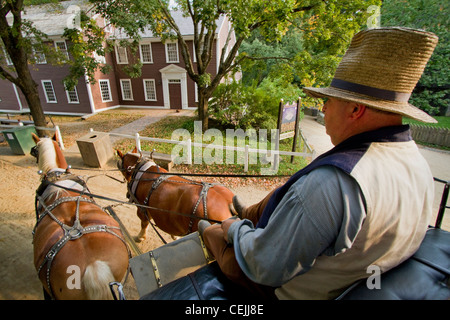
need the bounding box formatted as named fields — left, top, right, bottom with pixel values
left=0, top=2, right=49, bottom=137
left=15, top=63, right=50, bottom=137
left=197, top=88, right=209, bottom=131
left=19, top=80, right=50, bottom=137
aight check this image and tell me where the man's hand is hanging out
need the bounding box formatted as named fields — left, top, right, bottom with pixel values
left=221, top=217, right=241, bottom=243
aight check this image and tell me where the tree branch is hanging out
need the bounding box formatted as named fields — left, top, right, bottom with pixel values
left=0, top=65, right=18, bottom=85
left=248, top=5, right=315, bottom=32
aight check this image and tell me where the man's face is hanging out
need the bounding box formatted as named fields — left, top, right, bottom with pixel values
left=322, top=97, right=353, bottom=145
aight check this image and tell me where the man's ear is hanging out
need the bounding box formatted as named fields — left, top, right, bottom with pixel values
left=350, top=103, right=367, bottom=120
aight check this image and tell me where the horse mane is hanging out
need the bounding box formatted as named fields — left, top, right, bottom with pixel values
left=37, top=138, right=59, bottom=174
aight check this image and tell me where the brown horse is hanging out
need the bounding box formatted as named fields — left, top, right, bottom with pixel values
left=31, top=133, right=129, bottom=299
left=116, top=148, right=235, bottom=241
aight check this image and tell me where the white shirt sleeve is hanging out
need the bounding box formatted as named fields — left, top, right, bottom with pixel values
left=227, top=166, right=366, bottom=287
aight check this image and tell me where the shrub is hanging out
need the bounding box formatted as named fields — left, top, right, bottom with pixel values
left=209, top=78, right=303, bottom=130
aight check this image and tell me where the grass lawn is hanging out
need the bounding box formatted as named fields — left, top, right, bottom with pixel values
left=403, top=116, right=450, bottom=129
left=113, top=115, right=311, bottom=178
left=403, top=116, right=450, bottom=151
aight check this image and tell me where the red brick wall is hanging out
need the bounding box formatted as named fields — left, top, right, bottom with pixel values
left=0, top=79, right=21, bottom=111
left=114, top=39, right=218, bottom=109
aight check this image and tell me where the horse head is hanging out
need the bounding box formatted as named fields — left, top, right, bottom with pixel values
left=116, top=147, right=144, bottom=182
left=31, top=132, right=68, bottom=175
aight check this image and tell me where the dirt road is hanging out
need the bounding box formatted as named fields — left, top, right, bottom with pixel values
left=0, top=146, right=272, bottom=300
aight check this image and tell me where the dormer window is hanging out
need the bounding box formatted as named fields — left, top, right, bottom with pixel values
left=55, top=40, right=69, bottom=60
left=115, top=45, right=128, bottom=64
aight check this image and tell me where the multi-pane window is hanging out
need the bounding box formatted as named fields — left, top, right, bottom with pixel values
left=41, top=80, right=57, bottom=103
left=93, top=50, right=106, bottom=64
left=104, top=18, right=112, bottom=33
left=143, top=79, right=157, bottom=101
left=139, top=43, right=153, bottom=63
left=55, top=40, right=69, bottom=60
left=120, top=79, right=133, bottom=100
left=65, top=86, right=79, bottom=103
left=115, top=45, right=128, bottom=64
left=99, top=79, right=112, bottom=102
left=165, top=42, right=179, bottom=63
left=33, top=48, right=47, bottom=64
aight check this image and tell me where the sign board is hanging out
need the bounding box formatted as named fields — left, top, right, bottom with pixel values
left=279, top=101, right=299, bottom=140
left=277, top=98, right=301, bottom=162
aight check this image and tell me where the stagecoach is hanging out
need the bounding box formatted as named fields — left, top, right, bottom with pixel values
left=116, top=176, right=450, bottom=301
left=31, top=134, right=449, bottom=300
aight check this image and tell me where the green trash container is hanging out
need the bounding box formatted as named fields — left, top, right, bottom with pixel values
left=2, top=125, right=37, bottom=155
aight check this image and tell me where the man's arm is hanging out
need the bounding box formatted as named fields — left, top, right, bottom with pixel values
left=226, top=166, right=366, bottom=287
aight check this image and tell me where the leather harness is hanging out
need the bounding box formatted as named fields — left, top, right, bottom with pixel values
left=126, top=158, right=219, bottom=235
left=34, top=169, right=130, bottom=299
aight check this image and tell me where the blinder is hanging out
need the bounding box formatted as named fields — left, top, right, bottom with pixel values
left=30, top=145, right=39, bottom=160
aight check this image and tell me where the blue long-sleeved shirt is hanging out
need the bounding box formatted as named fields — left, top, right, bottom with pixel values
left=227, top=166, right=366, bottom=287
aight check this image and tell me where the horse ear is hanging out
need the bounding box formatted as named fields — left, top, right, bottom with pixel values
left=52, top=131, right=58, bottom=142
left=116, top=149, right=124, bottom=158
left=132, top=146, right=138, bottom=154
left=31, top=132, right=40, bottom=144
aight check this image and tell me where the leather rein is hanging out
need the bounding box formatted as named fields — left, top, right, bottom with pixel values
left=125, top=157, right=220, bottom=238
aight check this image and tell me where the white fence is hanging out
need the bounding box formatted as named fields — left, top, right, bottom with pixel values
left=410, top=124, right=450, bottom=148
left=1, top=119, right=316, bottom=172
left=90, top=128, right=316, bottom=173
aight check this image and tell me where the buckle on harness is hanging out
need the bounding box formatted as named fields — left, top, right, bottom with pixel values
left=46, top=249, right=56, bottom=259
left=67, top=227, right=83, bottom=240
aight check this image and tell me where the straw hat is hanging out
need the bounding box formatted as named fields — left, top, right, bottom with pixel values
left=303, top=27, right=439, bottom=123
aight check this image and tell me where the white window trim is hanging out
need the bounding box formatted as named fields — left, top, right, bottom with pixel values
left=120, top=79, right=134, bottom=101
left=54, top=40, right=69, bottom=60
left=41, top=80, right=57, bottom=103
left=143, top=79, right=157, bottom=101
left=65, top=86, right=79, bottom=104
left=139, top=42, right=153, bottom=64
left=33, top=48, right=47, bottom=64
left=115, top=45, right=128, bottom=64
left=193, top=39, right=204, bottom=63
left=194, top=83, right=198, bottom=102
left=99, top=79, right=113, bottom=102
left=165, top=42, right=179, bottom=63
left=93, top=50, right=106, bottom=64
left=104, top=18, right=112, bottom=33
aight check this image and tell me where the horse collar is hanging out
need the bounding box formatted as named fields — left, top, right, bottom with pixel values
left=128, top=160, right=156, bottom=196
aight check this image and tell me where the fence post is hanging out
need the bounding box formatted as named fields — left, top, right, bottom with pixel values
left=135, top=133, right=141, bottom=152
left=186, top=138, right=192, bottom=164
left=55, top=125, right=65, bottom=150
left=244, top=144, right=249, bottom=172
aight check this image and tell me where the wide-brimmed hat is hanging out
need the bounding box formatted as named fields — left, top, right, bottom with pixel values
left=303, top=27, right=439, bottom=123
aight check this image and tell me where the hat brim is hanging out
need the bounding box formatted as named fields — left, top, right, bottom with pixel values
left=303, top=86, right=437, bottom=124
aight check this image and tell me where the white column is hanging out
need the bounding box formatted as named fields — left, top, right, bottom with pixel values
left=181, top=72, right=188, bottom=109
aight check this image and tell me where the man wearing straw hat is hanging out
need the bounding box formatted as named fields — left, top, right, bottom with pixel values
left=201, top=27, right=439, bottom=299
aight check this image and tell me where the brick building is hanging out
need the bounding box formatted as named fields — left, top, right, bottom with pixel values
left=0, top=0, right=238, bottom=115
